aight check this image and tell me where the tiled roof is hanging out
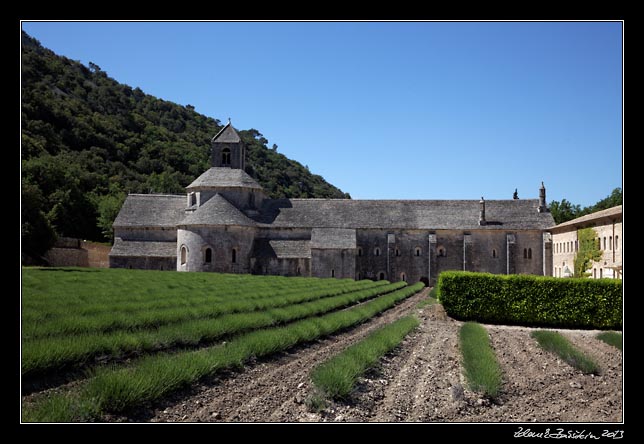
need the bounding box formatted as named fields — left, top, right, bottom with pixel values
left=311, top=228, right=356, bottom=249
left=112, top=194, right=186, bottom=228
left=252, top=239, right=311, bottom=259
left=211, top=121, right=241, bottom=143
left=254, top=198, right=555, bottom=230
left=186, top=167, right=262, bottom=190
left=180, top=194, right=256, bottom=227
left=109, top=238, right=176, bottom=258
left=551, top=205, right=622, bottom=230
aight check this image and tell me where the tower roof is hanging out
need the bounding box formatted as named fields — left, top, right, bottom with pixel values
left=186, top=167, right=263, bottom=190
left=179, top=193, right=257, bottom=227
left=211, top=120, right=241, bottom=143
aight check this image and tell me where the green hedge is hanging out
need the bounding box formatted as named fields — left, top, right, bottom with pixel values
left=437, top=272, right=622, bottom=329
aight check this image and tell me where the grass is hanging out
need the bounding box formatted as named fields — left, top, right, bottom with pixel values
left=459, top=322, right=502, bottom=398
left=22, top=280, right=425, bottom=421
left=596, top=332, right=622, bottom=351
left=531, top=330, right=600, bottom=374
left=311, top=315, right=419, bottom=400
left=22, top=281, right=407, bottom=376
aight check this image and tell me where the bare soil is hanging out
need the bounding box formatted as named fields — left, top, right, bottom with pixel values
left=110, top=288, right=622, bottom=423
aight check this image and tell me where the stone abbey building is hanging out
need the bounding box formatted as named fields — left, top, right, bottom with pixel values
left=110, top=122, right=555, bottom=285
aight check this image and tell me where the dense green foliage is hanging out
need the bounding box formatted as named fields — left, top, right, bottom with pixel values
left=437, top=271, right=622, bottom=329
left=574, top=227, right=603, bottom=278
left=22, top=272, right=424, bottom=422
left=596, top=332, right=622, bottom=351
left=459, top=322, right=502, bottom=398
left=531, top=330, right=600, bottom=374
left=549, top=188, right=622, bottom=225
left=21, top=32, right=349, bottom=255
left=311, top=315, right=419, bottom=399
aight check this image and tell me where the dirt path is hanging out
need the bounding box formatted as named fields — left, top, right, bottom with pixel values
left=104, top=291, right=622, bottom=423
left=134, top=288, right=431, bottom=422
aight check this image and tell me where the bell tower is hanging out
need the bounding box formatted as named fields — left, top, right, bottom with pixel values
left=211, top=118, right=245, bottom=170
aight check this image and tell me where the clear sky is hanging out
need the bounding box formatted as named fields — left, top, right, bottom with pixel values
left=21, top=21, right=623, bottom=207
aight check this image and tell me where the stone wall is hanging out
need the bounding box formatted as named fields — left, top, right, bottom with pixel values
left=311, top=248, right=355, bottom=279
left=177, top=226, right=256, bottom=273
left=44, top=238, right=111, bottom=268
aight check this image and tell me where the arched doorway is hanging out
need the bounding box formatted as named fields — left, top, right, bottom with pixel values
left=420, top=276, right=429, bottom=287
left=378, top=272, right=386, bottom=281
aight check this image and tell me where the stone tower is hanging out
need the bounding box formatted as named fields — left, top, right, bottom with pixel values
left=538, top=182, right=548, bottom=213
left=211, top=118, right=246, bottom=170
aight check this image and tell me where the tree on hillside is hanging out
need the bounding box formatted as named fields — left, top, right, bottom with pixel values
left=574, top=227, right=602, bottom=278
left=20, top=30, right=349, bottom=252
left=549, top=199, right=582, bottom=225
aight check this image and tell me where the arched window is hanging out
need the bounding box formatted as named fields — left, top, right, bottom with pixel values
left=400, top=272, right=407, bottom=282
left=415, top=247, right=421, bottom=257
left=331, top=269, right=335, bottom=278
left=296, top=266, right=301, bottom=276
left=597, top=238, right=601, bottom=250
left=204, top=248, right=212, bottom=263
left=600, top=268, right=603, bottom=278
left=232, top=248, right=237, bottom=263
left=357, top=247, right=363, bottom=257
left=492, top=249, right=497, bottom=258
left=395, top=248, right=400, bottom=257
left=609, top=236, right=612, bottom=251
left=593, top=268, right=597, bottom=279
left=378, top=272, right=386, bottom=281
left=222, top=148, right=231, bottom=165
left=357, top=272, right=361, bottom=280
left=575, top=240, right=578, bottom=252
left=615, top=235, right=619, bottom=250
left=528, top=248, right=532, bottom=259
left=523, top=248, right=528, bottom=259
left=603, top=237, right=607, bottom=250
left=180, top=246, right=187, bottom=265
left=438, top=247, right=446, bottom=257
left=374, top=247, right=381, bottom=257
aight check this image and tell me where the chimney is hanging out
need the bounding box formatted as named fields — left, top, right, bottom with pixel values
left=538, top=182, right=548, bottom=213
left=479, top=197, right=486, bottom=226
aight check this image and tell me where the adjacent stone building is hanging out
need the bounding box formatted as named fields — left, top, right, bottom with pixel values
left=110, top=122, right=556, bottom=285
left=551, top=205, right=622, bottom=279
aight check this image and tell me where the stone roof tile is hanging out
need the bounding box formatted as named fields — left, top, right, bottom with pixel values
left=112, top=194, right=186, bottom=228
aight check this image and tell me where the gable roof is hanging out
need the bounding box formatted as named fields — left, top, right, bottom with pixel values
left=551, top=205, right=622, bottom=230
left=186, top=167, right=263, bottom=190
left=180, top=193, right=256, bottom=227
left=112, top=194, right=186, bottom=228
left=109, top=239, right=176, bottom=258
left=211, top=121, right=241, bottom=143
left=311, top=228, right=356, bottom=249
left=255, top=198, right=555, bottom=230
left=252, top=239, right=311, bottom=259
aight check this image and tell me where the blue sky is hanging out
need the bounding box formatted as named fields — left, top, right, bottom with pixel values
left=22, top=21, right=622, bottom=207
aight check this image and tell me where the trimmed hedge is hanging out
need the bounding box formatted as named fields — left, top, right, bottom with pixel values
left=437, top=271, right=622, bottom=329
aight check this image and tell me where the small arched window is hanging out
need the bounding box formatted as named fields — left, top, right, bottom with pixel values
left=222, top=148, right=231, bottom=165
left=204, top=248, right=212, bottom=263
left=181, top=246, right=187, bottom=265
left=395, top=248, right=400, bottom=257
left=609, top=236, right=612, bottom=251
left=374, top=247, right=381, bottom=257
left=615, top=235, right=619, bottom=250
left=400, top=272, right=407, bottom=282
left=438, top=247, right=446, bottom=257
left=415, top=247, right=421, bottom=257
left=492, top=249, right=497, bottom=258
left=523, top=248, right=528, bottom=259
left=357, top=247, right=363, bottom=257
left=603, top=237, right=607, bottom=250
left=232, top=248, right=237, bottom=264
left=296, top=266, right=301, bottom=276
left=528, top=248, right=532, bottom=259
left=331, top=269, right=335, bottom=278
left=378, top=272, right=386, bottom=281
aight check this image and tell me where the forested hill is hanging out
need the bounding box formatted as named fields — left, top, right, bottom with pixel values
left=21, top=31, right=350, bottom=256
